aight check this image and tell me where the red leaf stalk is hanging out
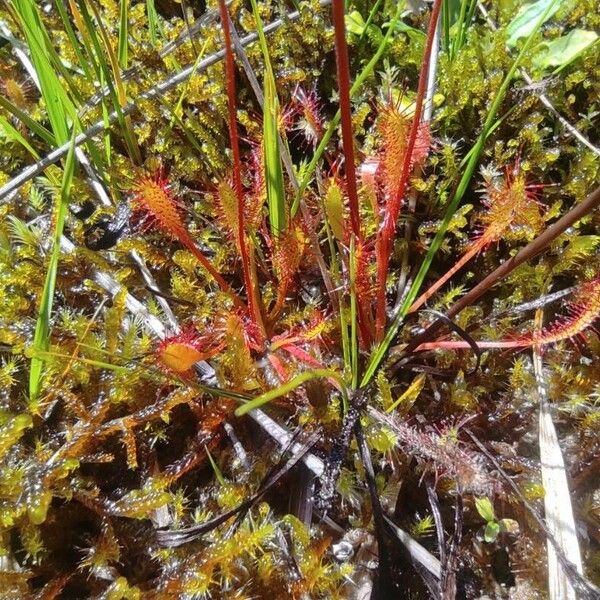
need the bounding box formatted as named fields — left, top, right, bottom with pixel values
left=408, top=242, right=483, bottom=314
left=408, top=166, right=544, bottom=314
left=374, top=0, right=443, bottom=340
left=218, top=0, right=266, bottom=341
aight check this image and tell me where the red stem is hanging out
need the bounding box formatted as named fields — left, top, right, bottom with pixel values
left=416, top=339, right=528, bottom=351
left=374, top=0, right=442, bottom=340
left=331, top=0, right=361, bottom=240
left=331, top=0, right=372, bottom=347
left=218, top=0, right=266, bottom=340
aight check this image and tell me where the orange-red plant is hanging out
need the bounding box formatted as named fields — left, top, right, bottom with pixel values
left=131, top=172, right=244, bottom=308
left=269, top=219, right=308, bottom=319
left=290, top=85, right=324, bottom=148
left=409, top=165, right=544, bottom=314
left=375, top=102, right=430, bottom=202
left=373, top=0, right=442, bottom=340
left=157, top=328, right=225, bottom=374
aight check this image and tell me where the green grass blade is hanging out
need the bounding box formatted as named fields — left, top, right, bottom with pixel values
left=29, top=132, right=78, bottom=402
left=452, top=0, right=478, bottom=57
left=99, top=68, right=112, bottom=165
left=158, top=96, right=205, bottom=155
left=451, top=0, right=470, bottom=58
left=0, top=115, right=40, bottom=159
left=11, top=0, right=75, bottom=145
left=361, top=0, right=561, bottom=386
left=0, top=94, right=55, bottom=146
left=118, top=0, right=129, bottom=69
left=53, top=0, right=94, bottom=81
left=319, top=192, right=351, bottom=372
left=166, top=38, right=211, bottom=136
left=442, top=0, right=451, bottom=52
left=235, top=369, right=343, bottom=416
left=10, top=0, right=84, bottom=105
left=30, top=350, right=128, bottom=373
left=249, top=0, right=287, bottom=236
left=357, top=0, right=384, bottom=49
left=205, top=447, right=226, bottom=485
left=263, top=75, right=287, bottom=236
left=77, top=0, right=142, bottom=164
left=65, top=0, right=103, bottom=81
left=146, top=0, right=159, bottom=45
left=7, top=2, right=106, bottom=180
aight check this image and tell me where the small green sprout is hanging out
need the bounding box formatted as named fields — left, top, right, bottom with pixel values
left=475, top=497, right=519, bottom=543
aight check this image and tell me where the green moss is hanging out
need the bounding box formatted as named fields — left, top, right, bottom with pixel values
left=0, top=0, right=599, bottom=596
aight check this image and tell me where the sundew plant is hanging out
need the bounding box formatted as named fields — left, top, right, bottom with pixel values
left=0, top=0, right=599, bottom=597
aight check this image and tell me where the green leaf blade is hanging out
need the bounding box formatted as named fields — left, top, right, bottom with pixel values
left=29, top=132, right=78, bottom=402
left=506, top=0, right=562, bottom=47
left=533, top=29, right=599, bottom=71
left=118, top=0, right=129, bottom=69
left=249, top=0, right=287, bottom=237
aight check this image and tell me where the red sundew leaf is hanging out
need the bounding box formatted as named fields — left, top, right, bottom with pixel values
left=131, top=171, right=187, bottom=240
left=246, top=141, right=268, bottom=232
left=157, top=327, right=224, bottom=374
left=269, top=221, right=308, bottom=317
left=290, top=84, right=324, bottom=148
left=213, top=180, right=240, bottom=245
left=267, top=353, right=290, bottom=382
left=373, top=0, right=443, bottom=340
left=323, top=177, right=346, bottom=243
left=132, top=171, right=245, bottom=307
left=416, top=275, right=600, bottom=352
left=531, top=275, right=600, bottom=345
left=271, top=309, right=330, bottom=349
left=409, top=164, right=545, bottom=314
left=376, top=103, right=411, bottom=201
left=478, top=165, right=546, bottom=245
left=354, top=239, right=377, bottom=303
